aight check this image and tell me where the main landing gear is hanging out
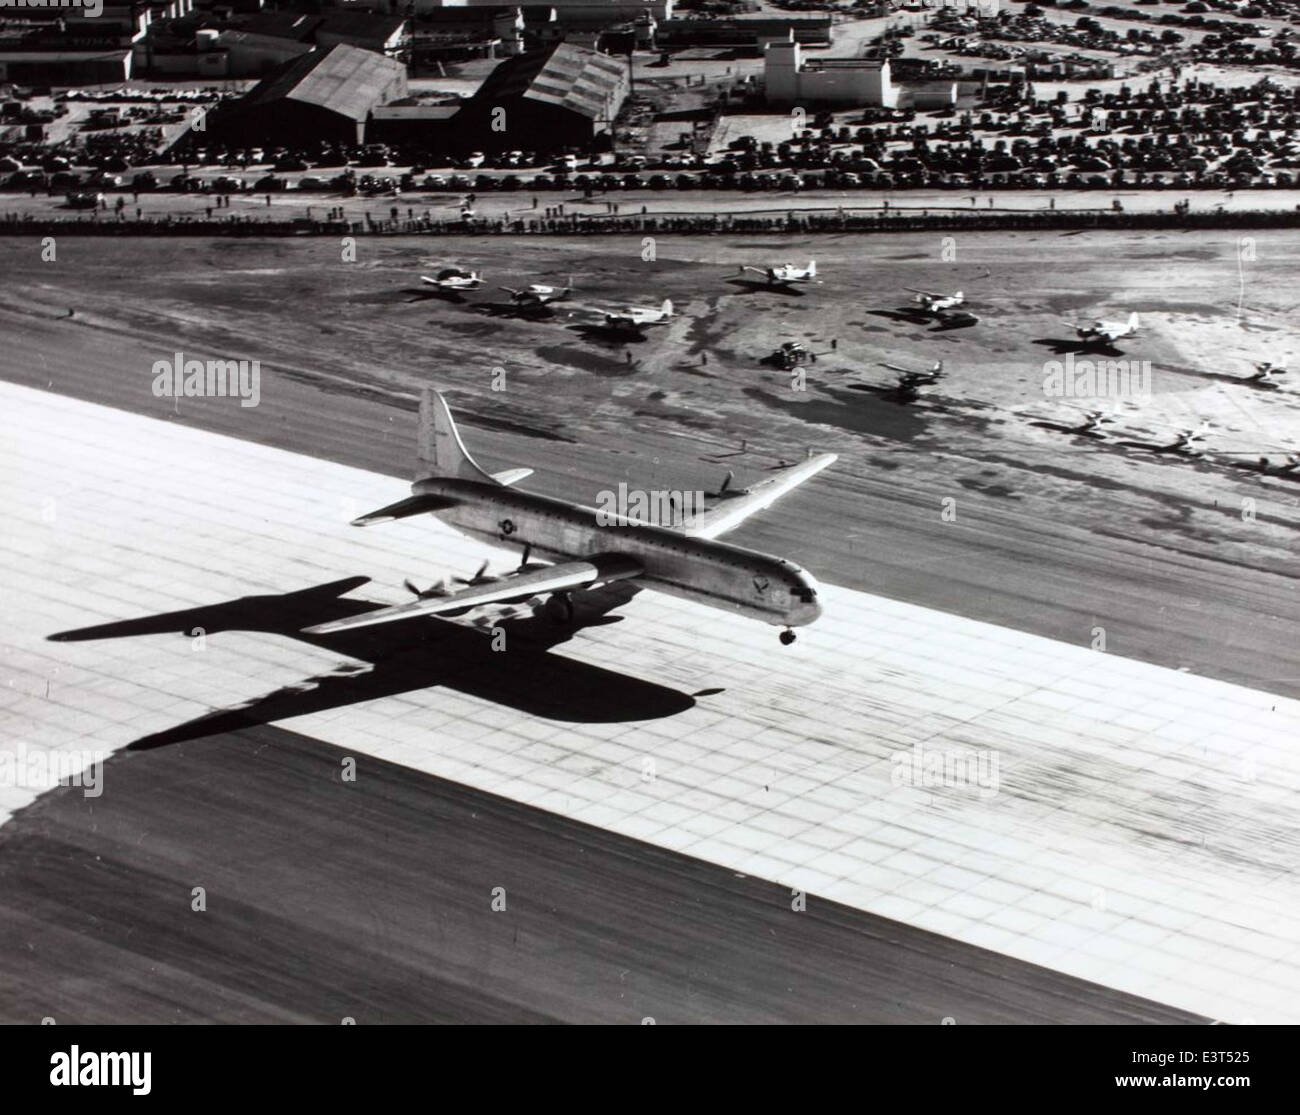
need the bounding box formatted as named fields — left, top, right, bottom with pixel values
left=779, top=628, right=796, bottom=646
left=544, top=592, right=575, bottom=625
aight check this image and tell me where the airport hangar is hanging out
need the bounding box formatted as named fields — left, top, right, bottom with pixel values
left=202, top=38, right=629, bottom=152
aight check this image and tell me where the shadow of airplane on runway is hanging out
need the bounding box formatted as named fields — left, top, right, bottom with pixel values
left=470, top=301, right=558, bottom=321
left=868, top=308, right=977, bottom=332
left=725, top=278, right=806, bottom=297
left=1032, top=336, right=1126, bottom=357
left=567, top=322, right=650, bottom=345
left=401, top=286, right=469, bottom=305
left=49, top=576, right=695, bottom=749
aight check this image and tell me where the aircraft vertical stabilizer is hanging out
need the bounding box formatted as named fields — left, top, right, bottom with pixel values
left=417, top=390, right=497, bottom=484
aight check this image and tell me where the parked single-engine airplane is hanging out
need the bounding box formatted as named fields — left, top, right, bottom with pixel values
left=1240, top=358, right=1288, bottom=387
left=881, top=359, right=945, bottom=390
left=1163, top=419, right=1214, bottom=454
left=742, top=261, right=819, bottom=286
left=1064, top=311, right=1140, bottom=347
left=907, top=288, right=964, bottom=312
left=422, top=267, right=484, bottom=291
left=500, top=277, right=573, bottom=307
left=304, top=391, right=836, bottom=645
left=603, top=298, right=674, bottom=330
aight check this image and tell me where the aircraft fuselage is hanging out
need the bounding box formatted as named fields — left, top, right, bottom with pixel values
left=411, top=477, right=823, bottom=627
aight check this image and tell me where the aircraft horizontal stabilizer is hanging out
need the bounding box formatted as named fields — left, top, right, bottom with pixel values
left=684, top=453, right=837, bottom=540
left=350, top=494, right=459, bottom=527
left=301, top=555, right=643, bottom=634
left=492, top=468, right=534, bottom=487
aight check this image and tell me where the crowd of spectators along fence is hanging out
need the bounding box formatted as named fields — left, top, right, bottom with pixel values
left=2, top=206, right=1298, bottom=237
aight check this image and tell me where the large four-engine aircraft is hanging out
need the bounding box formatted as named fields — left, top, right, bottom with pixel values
left=304, top=391, right=836, bottom=645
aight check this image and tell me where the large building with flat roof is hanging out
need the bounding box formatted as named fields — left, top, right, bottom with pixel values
left=419, top=0, right=671, bottom=23
left=656, top=15, right=831, bottom=50
left=764, top=35, right=896, bottom=108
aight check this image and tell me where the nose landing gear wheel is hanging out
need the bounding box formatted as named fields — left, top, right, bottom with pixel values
left=779, top=628, right=796, bottom=646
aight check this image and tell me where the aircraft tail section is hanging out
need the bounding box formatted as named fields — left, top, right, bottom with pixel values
left=808, top=261, right=816, bottom=278
left=662, top=299, right=673, bottom=318
left=1128, top=311, right=1140, bottom=333
left=417, top=389, right=497, bottom=484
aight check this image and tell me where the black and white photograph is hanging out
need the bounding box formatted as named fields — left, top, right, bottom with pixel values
left=0, top=0, right=1294, bottom=1088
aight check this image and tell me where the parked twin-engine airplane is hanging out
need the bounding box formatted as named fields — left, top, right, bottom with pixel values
left=304, top=391, right=836, bottom=645
left=1064, top=311, right=1140, bottom=346
left=742, top=261, right=819, bottom=286
left=422, top=268, right=484, bottom=291
left=500, top=278, right=573, bottom=306
left=603, top=298, right=674, bottom=330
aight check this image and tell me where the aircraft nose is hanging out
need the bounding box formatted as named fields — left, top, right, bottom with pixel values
left=789, top=574, right=822, bottom=625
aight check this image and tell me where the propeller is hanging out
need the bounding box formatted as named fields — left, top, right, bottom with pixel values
left=455, top=559, right=493, bottom=586
left=518, top=543, right=532, bottom=572
left=404, top=577, right=448, bottom=599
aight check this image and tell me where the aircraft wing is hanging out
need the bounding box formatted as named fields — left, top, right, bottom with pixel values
left=683, top=453, right=837, bottom=540
left=301, top=555, right=643, bottom=635
left=350, top=493, right=460, bottom=526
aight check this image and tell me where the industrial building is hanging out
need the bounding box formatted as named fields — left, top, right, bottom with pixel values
left=655, top=15, right=832, bottom=51
left=416, top=0, right=672, bottom=24
left=764, top=35, right=896, bottom=109
left=204, top=42, right=408, bottom=146
left=0, top=50, right=135, bottom=85
left=906, top=80, right=958, bottom=111
left=133, top=9, right=409, bottom=78
left=409, top=8, right=525, bottom=64
left=0, top=0, right=167, bottom=85
left=449, top=41, right=629, bottom=152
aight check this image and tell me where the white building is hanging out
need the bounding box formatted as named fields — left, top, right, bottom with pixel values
left=764, top=36, right=896, bottom=109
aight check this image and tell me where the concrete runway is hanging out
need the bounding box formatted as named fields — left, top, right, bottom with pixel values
left=2, top=298, right=1299, bottom=702
left=4, top=383, right=1298, bottom=1023
left=0, top=724, right=1195, bottom=1024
